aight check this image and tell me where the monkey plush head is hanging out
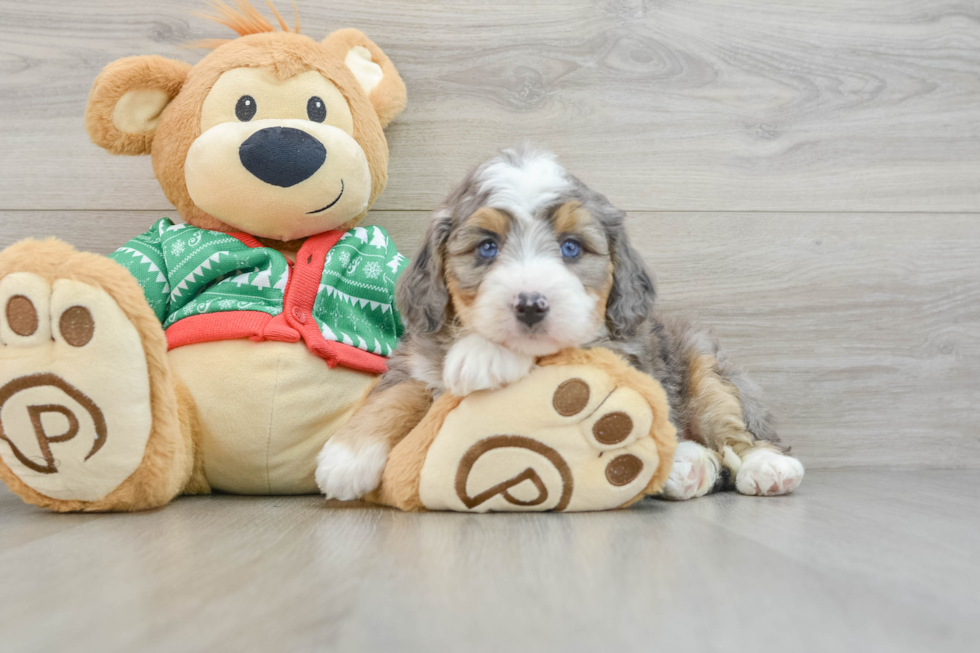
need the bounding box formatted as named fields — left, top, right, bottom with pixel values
left=85, top=1, right=406, bottom=243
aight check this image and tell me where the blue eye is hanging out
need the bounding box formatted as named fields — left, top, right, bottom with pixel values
left=478, top=240, right=498, bottom=259
left=560, top=239, right=581, bottom=259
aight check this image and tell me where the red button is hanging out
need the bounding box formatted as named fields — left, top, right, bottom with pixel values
left=291, top=307, right=306, bottom=324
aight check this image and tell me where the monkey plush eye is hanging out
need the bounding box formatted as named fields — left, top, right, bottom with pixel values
left=478, top=239, right=499, bottom=260
left=560, top=239, right=582, bottom=259
left=307, top=96, right=327, bottom=122
left=235, top=95, right=256, bottom=121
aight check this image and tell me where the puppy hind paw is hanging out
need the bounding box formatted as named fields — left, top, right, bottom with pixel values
left=735, top=448, right=804, bottom=496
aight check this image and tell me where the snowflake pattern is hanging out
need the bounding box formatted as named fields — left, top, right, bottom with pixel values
left=217, top=299, right=235, bottom=309
left=170, top=240, right=185, bottom=256
left=338, top=250, right=351, bottom=267
left=363, top=261, right=382, bottom=279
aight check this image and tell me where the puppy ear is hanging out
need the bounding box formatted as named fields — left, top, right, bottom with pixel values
left=605, top=218, right=655, bottom=338
left=85, top=55, right=190, bottom=156
left=323, top=29, right=407, bottom=128
left=397, top=211, right=453, bottom=334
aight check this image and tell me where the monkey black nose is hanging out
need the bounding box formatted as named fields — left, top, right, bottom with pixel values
left=515, top=292, right=549, bottom=327
left=239, top=127, right=326, bottom=188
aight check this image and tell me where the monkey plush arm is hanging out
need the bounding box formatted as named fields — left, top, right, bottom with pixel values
left=368, top=348, right=678, bottom=512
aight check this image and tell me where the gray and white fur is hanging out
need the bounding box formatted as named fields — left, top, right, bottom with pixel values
left=318, top=146, right=804, bottom=501
left=386, top=146, right=802, bottom=498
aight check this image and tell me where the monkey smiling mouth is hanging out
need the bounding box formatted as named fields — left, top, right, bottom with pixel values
left=306, top=179, right=344, bottom=214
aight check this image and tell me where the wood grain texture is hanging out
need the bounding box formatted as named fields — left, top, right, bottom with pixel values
left=1, top=470, right=977, bottom=653
left=0, top=1, right=978, bottom=469
left=1, top=0, right=980, bottom=212
left=2, top=210, right=977, bottom=469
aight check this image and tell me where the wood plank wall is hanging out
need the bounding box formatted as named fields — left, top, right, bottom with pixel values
left=1, top=1, right=978, bottom=468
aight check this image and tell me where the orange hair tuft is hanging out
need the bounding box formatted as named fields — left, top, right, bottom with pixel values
left=192, top=0, right=300, bottom=49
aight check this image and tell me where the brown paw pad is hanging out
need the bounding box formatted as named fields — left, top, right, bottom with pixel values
left=1, top=272, right=53, bottom=345
left=59, top=306, right=94, bottom=347
left=552, top=378, right=590, bottom=416
left=6, top=295, right=37, bottom=336
left=605, top=454, right=644, bottom=486
left=583, top=395, right=648, bottom=452
left=592, top=411, right=633, bottom=445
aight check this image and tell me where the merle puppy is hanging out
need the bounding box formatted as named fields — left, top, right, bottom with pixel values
left=316, top=147, right=804, bottom=501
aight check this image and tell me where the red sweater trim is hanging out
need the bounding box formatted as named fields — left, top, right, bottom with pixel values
left=228, top=232, right=265, bottom=249
left=164, top=311, right=388, bottom=374
left=164, top=230, right=390, bottom=375
left=165, top=311, right=274, bottom=350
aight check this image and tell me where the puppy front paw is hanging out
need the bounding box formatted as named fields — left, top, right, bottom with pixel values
left=442, top=334, right=534, bottom=396
left=661, top=441, right=720, bottom=501
left=315, top=441, right=388, bottom=501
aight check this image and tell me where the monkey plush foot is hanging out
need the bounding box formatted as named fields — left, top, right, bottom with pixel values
left=0, top=239, right=194, bottom=512
left=368, top=348, right=678, bottom=513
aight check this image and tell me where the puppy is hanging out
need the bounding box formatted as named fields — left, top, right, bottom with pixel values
left=316, top=147, right=804, bottom=501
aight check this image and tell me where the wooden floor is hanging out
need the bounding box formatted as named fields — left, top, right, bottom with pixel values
left=2, top=470, right=977, bottom=652
left=1, top=1, right=979, bottom=651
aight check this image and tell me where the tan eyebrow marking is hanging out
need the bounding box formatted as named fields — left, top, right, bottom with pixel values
left=467, top=207, right=510, bottom=235
left=553, top=200, right=589, bottom=234
left=445, top=266, right=477, bottom=329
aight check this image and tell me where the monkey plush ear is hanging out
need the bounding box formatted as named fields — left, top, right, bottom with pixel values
left=323, top=29, right=407, bottom=128
left=85, top=55, right=190, bottom=156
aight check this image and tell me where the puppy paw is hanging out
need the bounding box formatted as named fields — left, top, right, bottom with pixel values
left=442, top=334, right=534, bottom=396
left=661, top=441, right=720, bottom=501
left=315, top=441, right=388, bottom=501
left=735, top=448, right=804, bottom=496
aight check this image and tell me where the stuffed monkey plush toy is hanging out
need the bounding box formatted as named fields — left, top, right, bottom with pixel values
left=0, top=2, right=408, bottom=511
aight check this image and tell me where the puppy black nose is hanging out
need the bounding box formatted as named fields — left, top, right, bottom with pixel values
left=239, top=127, right=326, bottom=188
left=515, top=292, right=549, bottom=327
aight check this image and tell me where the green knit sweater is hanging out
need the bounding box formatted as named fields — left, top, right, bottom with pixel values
left=110, top=218, right=408, bottom=373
